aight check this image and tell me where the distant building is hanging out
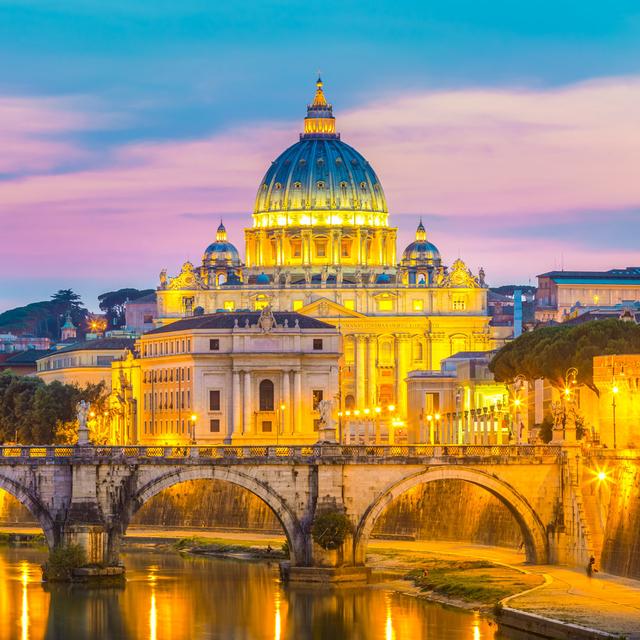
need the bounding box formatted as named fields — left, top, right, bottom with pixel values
left=110, top=309, right=340, bottom=445
left=0, top=333, right=51, bottom=352
left=124, top=292, right=157, bottom=334
left=60, top=312, right=77, bottom=341
left=36, top=337, right=135, bottom=387
left=536, top=267, right=640, bottom=322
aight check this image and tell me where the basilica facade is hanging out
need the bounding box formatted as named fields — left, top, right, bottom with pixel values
left=154, top=78, right=495, bottom=421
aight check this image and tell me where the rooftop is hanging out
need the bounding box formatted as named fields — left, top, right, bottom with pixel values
left=44, top=337, right=135, bottom=357
left=538, top=267, right=640, bottom=283
left=146, top=311, right=335, bottom=334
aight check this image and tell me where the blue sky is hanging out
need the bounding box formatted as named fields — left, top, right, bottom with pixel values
left=1, top=1, right=639, bottom=310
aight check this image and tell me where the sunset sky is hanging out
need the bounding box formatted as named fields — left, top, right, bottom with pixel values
left=1, top=1, right=639, bottom=311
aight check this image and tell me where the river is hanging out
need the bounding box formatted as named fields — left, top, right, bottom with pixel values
left=0, top=547, right=498, bottom=640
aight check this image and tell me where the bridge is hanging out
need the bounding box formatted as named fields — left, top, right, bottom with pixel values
left=0, top=443, right=602, bottom=578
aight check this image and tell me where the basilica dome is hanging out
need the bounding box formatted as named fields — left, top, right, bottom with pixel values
left=203, top=222, right=241, bottom=268
left=401, top=220, right=441, bottom=267
left=252, top=78, right=388, bottom=227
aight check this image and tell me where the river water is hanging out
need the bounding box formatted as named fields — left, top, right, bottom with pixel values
left=0, top=547, right=498, bottom=640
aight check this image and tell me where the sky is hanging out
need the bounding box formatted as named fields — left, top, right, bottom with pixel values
left=1, top=1, right=639, bottom=311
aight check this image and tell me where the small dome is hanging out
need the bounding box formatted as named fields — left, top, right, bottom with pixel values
left=376, top=273, right=392, bottom=284
left=402, top=220, right=441, bottom=267
left=256, top=272, right=270, bottom=284
left=203, top=220, right=241, bottom=268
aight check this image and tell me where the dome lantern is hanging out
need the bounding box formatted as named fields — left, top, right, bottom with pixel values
left=303, top=76, right=337, bottom=138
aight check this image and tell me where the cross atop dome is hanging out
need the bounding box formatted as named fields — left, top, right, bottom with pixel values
left=303, top=75, right=337, bottom=138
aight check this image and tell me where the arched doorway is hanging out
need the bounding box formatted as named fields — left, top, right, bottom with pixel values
left=354, top=467, right=548, bottom=565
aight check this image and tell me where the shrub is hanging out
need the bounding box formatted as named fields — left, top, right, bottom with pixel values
left=43, top=543, right=87, bottom=581
left=311, top=511, right=353, bottom=550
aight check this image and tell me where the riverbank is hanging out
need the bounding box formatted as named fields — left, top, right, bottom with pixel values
left=2, top=525, right=639, bottom=638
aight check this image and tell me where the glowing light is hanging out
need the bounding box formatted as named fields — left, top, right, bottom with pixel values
left=563, top=388, right=571, bottom=398
left=514, top=398, right=521, bottom=407
left=426, top=414, right=433, bottom=422
left=435, top=413, right=441, bottom=421
left=385, top=596, right=395, bottom=640
left=190, top=414, right=197, bottom=421
left=148, top=567, right=158, bottom=640
left=612, top=385, right=619, bottom=394
left=345, top=410, right=351, bottom=417
left=375, top=407, right=381, bottom=414
left=388, top=405, right=396, bottom=412
left=598, top=471, right=607, bottom=481
left=364, top=408, right=370, bottom=415
left=274, top=592, right=282, bottom=640
left=277, top=216, right=287, bottom=226
left=20, top=561, right=29, bottom=640
left=280, top=404, right=286, bottom=411
left=354, top=410, right=361, bottom=417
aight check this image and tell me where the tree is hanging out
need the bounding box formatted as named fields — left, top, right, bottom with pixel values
left=98, top=288, right=154, bottom=328
left=489, top=319, right=640, bottom=393
left=50, top=289, right=88, bottom=338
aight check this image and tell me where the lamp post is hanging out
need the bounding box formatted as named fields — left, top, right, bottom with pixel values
left=190, top=414, right=197, bottom=444
left=612, top=385, right=618, bottom=449
left=562, top=367, right=578, bottom=441
left=513, top=374, right=527, bottom=444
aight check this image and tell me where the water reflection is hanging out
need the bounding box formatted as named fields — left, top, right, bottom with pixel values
left=0, top=547, right=498, bottom=640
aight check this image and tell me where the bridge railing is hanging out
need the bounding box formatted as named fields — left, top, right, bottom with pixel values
left=0, top=444, right=563, bottom=462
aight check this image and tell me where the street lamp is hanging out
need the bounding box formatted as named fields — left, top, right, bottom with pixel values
left=190, top=414, right=197, bottom=444
left=612, top=385, right=619, bottom=449
left=562, top=367, right=578, bottom=440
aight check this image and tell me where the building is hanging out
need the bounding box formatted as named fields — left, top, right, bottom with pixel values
left=0, top=350, right=51, bottom=376
left=406, top=351, right=519, bottom=445
left=124, top=292, right=157, bottom=334
left=111, top=309, right=340, bottom=444
left=0, top=333, right=51, bottom=352
left=155, top=78, right=495, bottom=419
left=536, top=268, right=640, bottom=322
left=36, top=337, right=135, bottom=387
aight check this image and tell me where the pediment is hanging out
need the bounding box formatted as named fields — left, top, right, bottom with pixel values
left=297, top=298, right=366, bottom=319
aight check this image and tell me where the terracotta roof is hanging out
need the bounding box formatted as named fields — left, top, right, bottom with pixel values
left=47, top=337, right=135, bottom=357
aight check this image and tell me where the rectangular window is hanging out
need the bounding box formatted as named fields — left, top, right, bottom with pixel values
left=315, top=241, right=327, bottom=257
left=223, top=301, right=235, bottom=311
left=261, top=421, right=273, bottom=433
left=187, top=390, right=191, bottom=408
left=187, top=368, right=190, bottom=381
left=209, top=389, right=221, bottom=411
left=209, top=419, right=221, bottom=433
left=143, top=314, right=153, bottom=324
left=341, top=240, right=350, bottom=258
left=344, top=300, right=355, bottom=311
left=209, top=339, right=220, bottom=351
left=291, top=240, right=301, bottom=258
left=412, top=299, right=424, bottom=312
left=312, top=389, right=323, bottom=410
left=293, top=299, right=304, bottom=311
left=378, top=299, right=393, bottom=311
left=313, top=339, right=323, bottom=351
left=452, top=299, right=466, bottom=311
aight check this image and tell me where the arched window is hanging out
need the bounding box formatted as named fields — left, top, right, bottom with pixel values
left=259, top=379, right=274, bottom=411
left=217, top=273, right=226, bottom=286
left=345, top=394, right=355, bottom=410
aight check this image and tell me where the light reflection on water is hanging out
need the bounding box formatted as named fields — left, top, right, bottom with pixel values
left=0, top=547, right=498, bottom=640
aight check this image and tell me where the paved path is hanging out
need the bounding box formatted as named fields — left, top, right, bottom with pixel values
left=370, top=540, right=640, bottom=639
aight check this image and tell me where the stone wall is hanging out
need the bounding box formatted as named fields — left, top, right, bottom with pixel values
left=372, top=480, right=522, bottom=547
left=598, top=460, right=640, bottom=579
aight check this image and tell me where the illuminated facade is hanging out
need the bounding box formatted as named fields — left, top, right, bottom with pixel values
left=156, top=78, right=495, bottom=420
left=111, top=309, right=340, bottom=444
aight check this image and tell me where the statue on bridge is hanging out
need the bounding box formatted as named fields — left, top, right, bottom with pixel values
left=317, top=399, right=337, bottom=443
left=76, top=400, right=92, bottom=446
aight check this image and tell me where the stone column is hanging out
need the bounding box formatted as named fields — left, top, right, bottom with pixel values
left=282, top=371, right=292, bottom=435
left=231, top=370, right=241, bottom=442
left=293, top=370, right=302, bottom=433
left=355, top=335, right=367, bottom=408
left=367, top=336, right=378, bottom=407
left=243, top=371, right=252, bottom=435
left=394, top=334, right=411, bottom=418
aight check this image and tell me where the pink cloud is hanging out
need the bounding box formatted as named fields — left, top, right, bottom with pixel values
left=1, top=77, right=639, bottom=300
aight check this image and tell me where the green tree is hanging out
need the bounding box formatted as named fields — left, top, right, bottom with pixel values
left=489, top=319, right=640, bottom=393
left=50, top=289, right=87, bottom=338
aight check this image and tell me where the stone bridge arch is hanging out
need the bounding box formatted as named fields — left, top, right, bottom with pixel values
left=127, top=466, right=308, bottom=565
left=0, top=474, right=57, bottom=548
left=354, top=466, right=549, bottom=565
